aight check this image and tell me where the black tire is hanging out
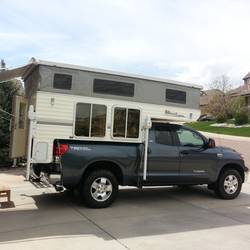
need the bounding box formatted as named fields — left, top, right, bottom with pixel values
left=81, top=170, right=118, bottom=208
left=215, top=169, right=242, bottom=199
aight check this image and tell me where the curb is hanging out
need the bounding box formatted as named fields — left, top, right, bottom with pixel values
left=198, top=131, right=250, bottom=142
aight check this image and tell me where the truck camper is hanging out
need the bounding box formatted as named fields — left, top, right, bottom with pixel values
left=0, top=58, right=247, bottom=208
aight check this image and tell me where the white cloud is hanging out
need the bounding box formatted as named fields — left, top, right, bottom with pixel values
left=1, top=0, right=250, bottom=88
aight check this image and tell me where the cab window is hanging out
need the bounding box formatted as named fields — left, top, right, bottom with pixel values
left=177, top=127, right=204, bottom=147
left=154, top=125, right=173, bottom=145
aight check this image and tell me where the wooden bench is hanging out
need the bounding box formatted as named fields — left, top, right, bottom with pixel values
left=0, top=185, right=11, bottom=203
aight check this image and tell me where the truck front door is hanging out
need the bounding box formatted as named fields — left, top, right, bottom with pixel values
left=173, top=126, right=218, bottom=184
left=146, top=123, right=180, bottom=185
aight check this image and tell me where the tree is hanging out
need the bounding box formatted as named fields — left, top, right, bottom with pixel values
left=0, top=60, right=23, bottom=166
left=210, top=74, right=232, bottom=93
left=207, top=75, right=232, bottom=122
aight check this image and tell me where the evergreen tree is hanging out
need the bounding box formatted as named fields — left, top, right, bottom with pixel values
left=0, top=64, right=23, bottom=166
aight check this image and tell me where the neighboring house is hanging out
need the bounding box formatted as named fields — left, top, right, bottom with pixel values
left=228, top=72, right=250, bottom=109
left=200, top=89, right=223, bottom=114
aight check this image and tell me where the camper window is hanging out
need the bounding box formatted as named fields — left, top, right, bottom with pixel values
left=165, top=89, right=186, bottom=104
left=93, top=79, right=134, bottom=97
left=75, top=103, right=106, bottom=137
left=53, top=73, right=72, bottom=90
left=91, top=105, right=107, bottom=137
left=127, top=109, right=140, bottom=138
left=113, top=107, right=140, bottom=138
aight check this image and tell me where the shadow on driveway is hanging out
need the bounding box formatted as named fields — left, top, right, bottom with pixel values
left=1, top=185, right=250, bottom=244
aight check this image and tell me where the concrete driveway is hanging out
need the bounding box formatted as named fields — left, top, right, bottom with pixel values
left=1, top=168, right=250, bottom=250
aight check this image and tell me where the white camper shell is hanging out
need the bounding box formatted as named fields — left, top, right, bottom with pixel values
left=0, top=58, right=202, bottom=179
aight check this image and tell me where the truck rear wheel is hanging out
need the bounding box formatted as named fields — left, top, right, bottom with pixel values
left=215, top=169, right=242, bottom=199
left=81, top=170, right=118, bottom=208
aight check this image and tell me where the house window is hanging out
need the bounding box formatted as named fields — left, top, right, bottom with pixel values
left=75, top=103, right=106, bottom=137
left=166, top=89, right=186, bottom=104
left=93, top=79, right=134, bottom=97
left=113, top=107, right=140, bottom=138
left=53, top=73, right=72, bottom=90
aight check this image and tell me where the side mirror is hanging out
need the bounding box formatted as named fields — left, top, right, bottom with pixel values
left=208, top=138, right=216, bottom=148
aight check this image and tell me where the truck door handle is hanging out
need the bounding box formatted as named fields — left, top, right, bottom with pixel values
left=148, top=148, right=152, bottom=154
left=180, top=150, right=189, bottom=155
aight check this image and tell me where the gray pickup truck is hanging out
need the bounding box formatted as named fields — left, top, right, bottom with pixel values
left=34, top=123, right=249, bottom=208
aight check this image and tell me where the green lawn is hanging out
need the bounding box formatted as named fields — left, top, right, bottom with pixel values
left=186, top=121, right=250, bottom=137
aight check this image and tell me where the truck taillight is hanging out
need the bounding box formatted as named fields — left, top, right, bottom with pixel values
left=53, top=144, right=69, bottom=156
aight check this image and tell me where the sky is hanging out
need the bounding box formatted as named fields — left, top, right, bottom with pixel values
left=1, top=0, right=250, bottom=89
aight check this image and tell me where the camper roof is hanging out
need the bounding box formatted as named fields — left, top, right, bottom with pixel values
left=0, top=58, right=202, bottom=89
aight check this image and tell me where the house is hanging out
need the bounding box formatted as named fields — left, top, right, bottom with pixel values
left=228, top=73, right=250, bottom=109
left=200, top=89, right=223, bottom=114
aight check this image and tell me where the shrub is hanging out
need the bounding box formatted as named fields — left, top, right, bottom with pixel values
left=229, top=96, right=246, bottom=116
left=234, top=109, right=249, bottom=125
left=216, top=114, right=227, bottom=123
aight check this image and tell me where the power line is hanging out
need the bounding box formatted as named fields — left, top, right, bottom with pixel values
left=0, top=115, right=11, bottom=121
left=0, top=108, right=14, bottom=117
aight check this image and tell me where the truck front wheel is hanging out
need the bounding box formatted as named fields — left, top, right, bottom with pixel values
left=81, top=170, right=118, bottom=208
left=215, top=169, right=242, bottom=199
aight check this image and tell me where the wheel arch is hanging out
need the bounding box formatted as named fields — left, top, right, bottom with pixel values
left=219, top=163, right=245, bottom=182
left=81, top=160, right=124, bottom=185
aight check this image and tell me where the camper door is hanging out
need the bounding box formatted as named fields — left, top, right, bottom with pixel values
left=10, top=96, right=28, bottom=158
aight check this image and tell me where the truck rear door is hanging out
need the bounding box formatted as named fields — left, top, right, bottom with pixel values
left=146, top=123, right=180, bottom=185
